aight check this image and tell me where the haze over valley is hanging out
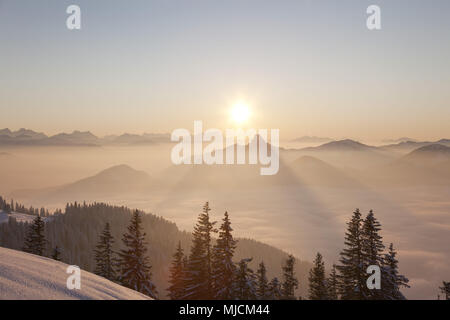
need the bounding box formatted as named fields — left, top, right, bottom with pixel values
left=1, top=128, right=449, bottom=299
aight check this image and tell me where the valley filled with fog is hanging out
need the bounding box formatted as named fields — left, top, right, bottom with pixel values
left=0, top=136, right=449, bottom=299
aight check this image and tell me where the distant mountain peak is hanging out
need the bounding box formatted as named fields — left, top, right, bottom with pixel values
left=0, top=128, right=12, bottom=135
left=400, top=144, right=450, bottom=166
left=316, top=139, right=373, bottom=150
left=95, top=164, right=145, bottom=177
left=291, top=136, right=333, bottom=144
left=410, top=144, right=450, bottom=154
left=382, top=137, right=417, bottom=144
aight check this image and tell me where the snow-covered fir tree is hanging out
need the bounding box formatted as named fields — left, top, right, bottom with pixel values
left=361, top=210, right=385, bottom=299
left=382, top=243, right=409, bottom=300
left=211, top=211, right=237, bottom=299
left=168, top=241, right=185, bottom=300
left=233, top=258, right=257, bottom=300
left=336, top=208, right=365, bottom=300
left=94, top=222, right=117, bottom=281
left=118, top=210, right=157, bottom=299
left=281, top=254, right=298, bottom=300
left=326, top=264, right=339, bottom=300
left=23, top=215, right=46, bottom=256
left=268, top=277, right=282, bottom=300
left=256, top=261, right=270, bottom=299
left=183, top=202, right=217, bottom=299
left=308, top=252, right=328, bottom=300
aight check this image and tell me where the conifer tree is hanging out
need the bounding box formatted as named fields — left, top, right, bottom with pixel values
left=336, top=208, right=365, bottom=300
left=183, top=202, right=216, bottom=299
left=211, top=211, right=237, bottom=299
left=94, top=222, right=117, bottom=281
left=382, top=243, right=409, bottom=300
left=361, top=210, right=384, bottom=299
left=281, top=254, right=298, bottom=300
left=51, top=245, right=62, bottom=261
left=308, top=252, right=328, bottom=300
left=439, top=281, right=450, bottom=300
left=268, top=277, right=282, bottom=300
left=118, top=210, right=157, bottom=299
left=23, top=215, right=46, bottom=256
left=326, top=264, right=339, bottom=300
left=234, top=258, right=257, bottom=300
left=168, top=241, right=185, bottom=300
left=256, top=261, right=270, bottom=299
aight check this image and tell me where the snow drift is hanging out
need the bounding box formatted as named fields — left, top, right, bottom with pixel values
left=0, top=247, right=151, bottom=300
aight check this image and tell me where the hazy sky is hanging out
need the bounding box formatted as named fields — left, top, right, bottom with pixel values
left=1, top=0, right=449, bottom=141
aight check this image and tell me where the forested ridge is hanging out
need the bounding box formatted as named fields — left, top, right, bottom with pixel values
left=0, top=196, right=311, bottom=298
left=2, top=195, right=441, bottom=300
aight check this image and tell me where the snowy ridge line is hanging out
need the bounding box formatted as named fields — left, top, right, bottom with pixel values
left=0, top=247, right=152, bottom=300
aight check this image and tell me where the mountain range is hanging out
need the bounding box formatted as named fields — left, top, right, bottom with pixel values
left=11, top=141, right=450, bottom=204
left=0, top=128, right=171, bottom=146
left=290, top=136, right=333, bottom=144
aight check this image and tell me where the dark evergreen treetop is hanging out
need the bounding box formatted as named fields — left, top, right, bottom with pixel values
left=326, top=264, right=339, bottom=300
left=118, top=210, right=157, bottom=299
left=281, top=254, right=298, bottom=300
left=308, top=252, right=328, bottom=300
left=212, top=211, right=237, bottom=299
left=94, top=222, right=117, bottom=281
left=234, top=258, right=257, bottom=300
left=439, top=281, right=450, bottom=300
left=268, top=277, right=282, bottom=300
left=361, top=210, right=385, bottom=299
left=256, top=261, right=270, bottom=300
left=336, top=208, right=365, bottom=300
left=168, top=241, right=185, bottom=300
left=23, top=215, right=46, bottom=256
left=382, top=243, right=409, bottom=300
left=183, top=202, right=217, bottom=299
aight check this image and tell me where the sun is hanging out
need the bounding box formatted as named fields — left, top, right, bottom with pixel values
left=230, top=102, right=251, bottom=125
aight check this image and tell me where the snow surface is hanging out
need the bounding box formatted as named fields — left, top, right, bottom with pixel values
left=0, top=211, right=38, bottom=224
left=0, top=247, right=151, bottom=300
left=0, top=211, right=55, bottom=224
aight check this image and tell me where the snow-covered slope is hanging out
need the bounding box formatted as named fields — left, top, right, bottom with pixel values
left=0, top=247, right=151, bottom=300
left=0, top=211, right=37, bottom=224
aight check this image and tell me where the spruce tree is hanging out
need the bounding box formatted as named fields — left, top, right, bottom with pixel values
left=234, top=258, right=257, bottom=300
left=211, top=211, right=237, bottom=299
left=382, top=243, right=409, bottom=300
left=281, top=254, right=298, bottom=300
left=361, top=210, right=384, bottom=299
left=326, top=264, right=339, bottom=300
left=439, top=281, right=450, bottom=300
left=23, top=215, right=46, bottom=256
left=308, top=252, right=328, bottom=300
left=256, top=261, right=270, bottom=299
left=168, top=241, right=185, bottom=300
left=268, top=277, right=282, bottom=300
left=183, top=202, right=216, bottom=299
left=94, top=222, right=117, bottom=281
left=51, top=245, right=62, bottom=261
left=118, top=210, right=157, bottom=299
left=336, top=208, right=365, bottom=300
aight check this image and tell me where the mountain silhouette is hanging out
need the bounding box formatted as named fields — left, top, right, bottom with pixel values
left=11, top=164, right=156, bottom=202
left=401, top=144, right=450, bottom=165
left=300, top=139, right=375, bottom=152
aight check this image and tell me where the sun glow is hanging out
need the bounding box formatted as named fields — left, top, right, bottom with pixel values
left=230, top=102, right=251, bottom=125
